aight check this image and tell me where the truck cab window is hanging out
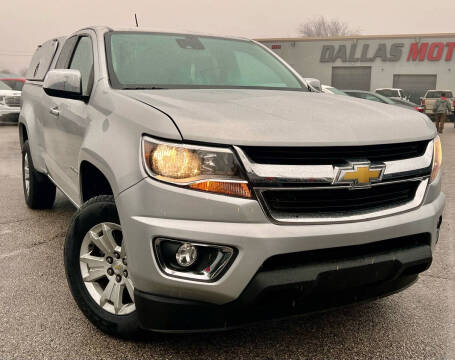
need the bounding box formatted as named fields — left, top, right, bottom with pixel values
left=69, top=37, right=94, bottom=97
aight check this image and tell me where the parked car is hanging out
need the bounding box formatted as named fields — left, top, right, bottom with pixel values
left=20, top=27, right=444, bottom=337
left=421, top=90, right=454, bottom=120
left=390, top=97, right=422, bottom=112
left=321, top=85, right=347, bottom=95
left=376, top=88, right=410, bottom=101
left=0, top=77, right=25, bottom=91
left=0, top=80, right=21, bottom=124
left=344, top=90, right=418, bottom=111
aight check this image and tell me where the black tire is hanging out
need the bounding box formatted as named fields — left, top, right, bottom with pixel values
left=64, top=195, right=142, bottom=338
left=22, top=140, right=56, bottom=209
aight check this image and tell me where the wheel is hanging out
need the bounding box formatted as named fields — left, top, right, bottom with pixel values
left=64, top=195, right=141, bottom=338
left=22, top=140, right=56, bottom=209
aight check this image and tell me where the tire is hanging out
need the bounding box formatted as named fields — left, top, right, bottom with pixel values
left=22, top=140, right=56, bottom=209
left=64, top=195, right=141, bottom=338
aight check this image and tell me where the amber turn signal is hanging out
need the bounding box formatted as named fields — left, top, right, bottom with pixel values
left=189, top=181, right=252, bottom=198
left=430, top=136, right=442, bottom=183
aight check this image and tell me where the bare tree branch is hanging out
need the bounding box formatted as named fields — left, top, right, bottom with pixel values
left=298, top=16, right=360, bottom=37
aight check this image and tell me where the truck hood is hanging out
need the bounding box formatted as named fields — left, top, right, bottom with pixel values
left=122, top=89, right=435, bottom=146
left=0, top=90, right=21, bottom=96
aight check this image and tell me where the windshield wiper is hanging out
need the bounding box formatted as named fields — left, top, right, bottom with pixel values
left=122, top=86, right=167, bottom=90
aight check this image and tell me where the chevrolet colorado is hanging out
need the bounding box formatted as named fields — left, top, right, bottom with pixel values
left=19, top=26, right=445, bottom=337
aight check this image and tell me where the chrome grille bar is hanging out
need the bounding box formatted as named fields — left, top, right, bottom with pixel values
left=234, top=140, right=433, bottom=185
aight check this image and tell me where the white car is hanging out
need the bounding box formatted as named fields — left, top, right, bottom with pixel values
left=375, top=88, right=409, bottom=101
left=0, top=80, right=21, bottom=124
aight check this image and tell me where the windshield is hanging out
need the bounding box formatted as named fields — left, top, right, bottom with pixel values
left=0, top=81, right=12, bottom=90
left=371, top=92, right=396, bottom=104
left=105, top=32, right=305, bottom=90
left=1, top=79, right=24, bottom=91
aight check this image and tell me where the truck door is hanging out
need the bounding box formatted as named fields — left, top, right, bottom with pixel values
left=44, top=35, right=94, bottom=203
left=40, top=36, right=79, bottom=192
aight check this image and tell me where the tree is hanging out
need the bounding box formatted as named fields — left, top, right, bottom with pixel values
left=298, top=16, right=360, bottom=38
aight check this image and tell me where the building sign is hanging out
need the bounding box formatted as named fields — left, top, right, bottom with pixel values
left=320, top=42, right=455, bottom=63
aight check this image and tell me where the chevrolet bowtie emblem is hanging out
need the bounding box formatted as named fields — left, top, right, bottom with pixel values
left=333, top=162, right=386, bottom=187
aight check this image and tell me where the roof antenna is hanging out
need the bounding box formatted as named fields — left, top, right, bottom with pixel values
left=134, top=13, right=139, bottom=27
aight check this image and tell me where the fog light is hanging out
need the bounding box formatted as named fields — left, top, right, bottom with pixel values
left=154, top=238, right=236, bottom=282
left=176, top=243, right=198, bottom=267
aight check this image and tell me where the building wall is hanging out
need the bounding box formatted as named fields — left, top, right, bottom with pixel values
left=260, top=35, right=455, bottom=99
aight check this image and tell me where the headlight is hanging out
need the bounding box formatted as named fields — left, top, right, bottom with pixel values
left=142, top=136, right=251, bottom=198
left=430, top=135, right=442, bottom=183
left=0, top=96, right=5, bottom=105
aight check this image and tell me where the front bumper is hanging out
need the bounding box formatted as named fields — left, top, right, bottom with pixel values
left=135, top=273, right=421, bottom=332
left=116, top=173, right=444, bottom=330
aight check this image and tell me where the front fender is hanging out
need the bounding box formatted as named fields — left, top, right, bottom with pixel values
left=78, top=84, right=182, bottom=204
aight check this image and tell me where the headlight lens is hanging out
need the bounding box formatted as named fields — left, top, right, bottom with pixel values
left=0, top=96, right=5, bottom=105
left=150, top=144, right=202, bottom=179
left=430, top=136, right=442, bottom=183
left=142, top=137, right=251, bottom=198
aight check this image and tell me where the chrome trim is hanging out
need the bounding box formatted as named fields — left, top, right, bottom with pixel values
left=153, top=238, right=235, bottom=282
left=4, top=95, right=21, bottom=107
left=383, top=141, right=433, bottom=178
left=234, top=140, right=433, bottom=184
left=47, top=174, right=80, bottom=208
left=234, top=145, right=334, bottom=184
left=255, top=178, right=429, bottom=225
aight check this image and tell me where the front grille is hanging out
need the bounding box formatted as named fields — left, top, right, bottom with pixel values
left=261, top=181, right=420, bottom=216
left=5, top=96, right=21, bottom=107
left=242, top=141, right=429, bottom=165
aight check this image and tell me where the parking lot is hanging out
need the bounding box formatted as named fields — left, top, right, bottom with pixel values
left=0, top=124, right=453, bottom=360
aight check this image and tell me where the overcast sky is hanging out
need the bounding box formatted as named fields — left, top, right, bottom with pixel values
left=1, top=0, right=454, bottom=73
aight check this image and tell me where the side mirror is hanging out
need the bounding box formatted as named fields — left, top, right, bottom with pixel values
left=304, top=78, right=322, bottom=92
left=43, top=69, right=83, bottom=100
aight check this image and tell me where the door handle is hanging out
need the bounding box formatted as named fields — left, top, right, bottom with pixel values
left=49, top=106, right=60, bottom=117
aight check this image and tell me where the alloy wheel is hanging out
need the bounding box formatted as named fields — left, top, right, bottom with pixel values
left=23, top=153, right=30, bottom=196
left=79, top=222, right=135, bottom=315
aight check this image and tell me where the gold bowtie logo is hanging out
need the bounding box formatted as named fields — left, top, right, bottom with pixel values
left=334, top=162, right=386, bottom=187
left=342, top=166, right=382, bottom=184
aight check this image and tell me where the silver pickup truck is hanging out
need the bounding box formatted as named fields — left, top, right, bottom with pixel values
left=19, top=26, right=445, bottom=338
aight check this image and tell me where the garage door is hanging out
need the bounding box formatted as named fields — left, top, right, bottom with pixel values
left=331, top=67, right=371, bottom=91
left=393, top=74, right=437, bottom=104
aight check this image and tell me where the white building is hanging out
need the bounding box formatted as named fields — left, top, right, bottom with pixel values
left=259, top=33, right=455, bottom=103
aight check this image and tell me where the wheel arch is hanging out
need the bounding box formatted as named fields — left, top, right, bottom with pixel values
left=79, top=151, right=118, bottom=204
left=18, top=99, right=47, bottom=174
left=18, top=121, right=28, bottom=148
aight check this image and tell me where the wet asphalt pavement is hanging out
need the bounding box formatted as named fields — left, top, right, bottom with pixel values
left=0, top=125, right=454, bottom=360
